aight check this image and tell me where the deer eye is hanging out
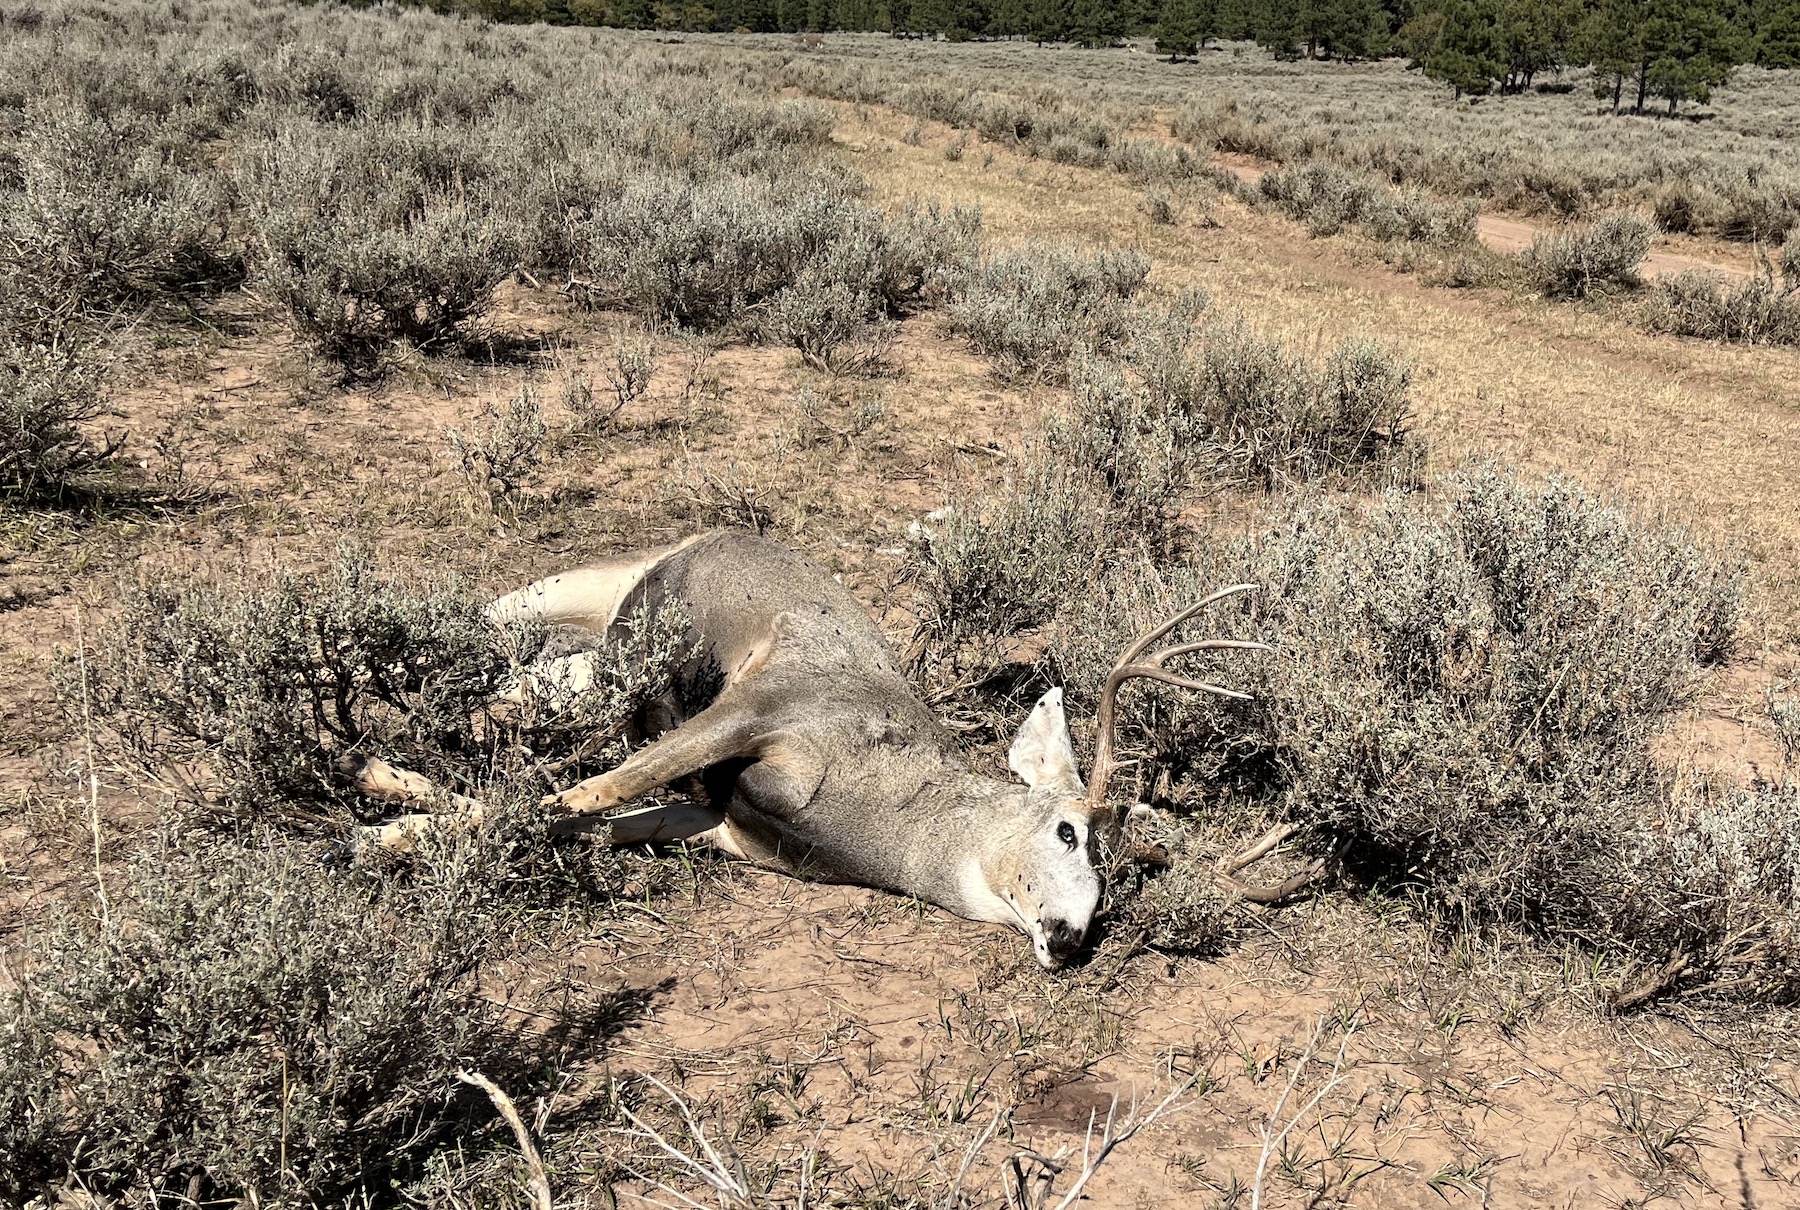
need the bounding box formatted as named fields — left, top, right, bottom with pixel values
left=1056, top=822, right=1077, bottom=848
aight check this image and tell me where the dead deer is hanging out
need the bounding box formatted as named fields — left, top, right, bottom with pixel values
left=356, top=530, right=1306, bottom=968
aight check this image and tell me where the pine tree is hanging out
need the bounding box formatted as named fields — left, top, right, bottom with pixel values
left=1578, top=0, right=1646, bottom=109
left=1157, top=0, right=1204, bottom=55
left=902, top=0, right=952, bottom=32
left=1426, top=0, right=1504, bottom=94
left=1026, top=0, right=1071, bottom=41
left=1755, top=0, right=1800, bottom=64
left=1213, top=0, right=1259, bottom=38
left=1066, top=0, right=1126, bottom=43
left=1319, top=0, right=1390, bottom=57
left=1256, top=0, right=1307, bottom=56
left=1497, top=0, right=1573, bottom=90
left=1395, top=8, right=1447, bottom=63
left=1641, top=0, right=1737, bottom=112
left=989, top=0, right=1033, bottom=33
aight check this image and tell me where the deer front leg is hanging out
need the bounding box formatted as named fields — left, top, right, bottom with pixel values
left=354, top=688, right=769, bottom=852
left=542, top=690, right=769, bottom=826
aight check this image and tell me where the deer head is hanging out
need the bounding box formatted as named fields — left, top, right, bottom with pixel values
left=981, top=585, right=1271, bottom=969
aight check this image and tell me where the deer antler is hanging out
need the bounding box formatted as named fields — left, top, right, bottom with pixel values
left=1085, top=589, right=1325, bottom=906
left=1085, top=583, right=1270, bottom=825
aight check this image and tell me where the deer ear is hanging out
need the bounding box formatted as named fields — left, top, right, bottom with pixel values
left=1008, top=688, right=1085, bottom=795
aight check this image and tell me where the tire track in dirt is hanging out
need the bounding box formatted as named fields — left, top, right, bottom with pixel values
left=1217, top=159, right=1754, bottom=280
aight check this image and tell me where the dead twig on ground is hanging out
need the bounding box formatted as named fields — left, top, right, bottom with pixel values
left=617, top=1074, right=754, bottom=1209
left=456, top=1069, right=554, bottom=1210
left=1250, top=1014, right=1358, bottom=1210
left=1610, top=950, right=1690, bottom=1014
left=1006, top=1077, right=1198, bottom=1210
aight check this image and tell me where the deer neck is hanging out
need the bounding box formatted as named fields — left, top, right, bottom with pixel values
left=912, top=773, right=1036, bottom=929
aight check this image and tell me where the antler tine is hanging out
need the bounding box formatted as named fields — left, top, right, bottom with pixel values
left=1086, top=585, right=1268, bottom=824
left=1153, top=638, right=1276, bottom=661
left=1113, top=669, right=1255, bottom=700
left=1113, top=584, right=1261, bottom=669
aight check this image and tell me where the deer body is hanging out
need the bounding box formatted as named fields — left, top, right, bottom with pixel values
left=508, top=531, right=1040, bottom=913
left=361, top=531, right=1278, bottom=967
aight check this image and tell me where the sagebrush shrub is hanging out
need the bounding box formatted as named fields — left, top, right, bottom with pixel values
left=0, top=103, right=243, bottom=319
left=269, top=204, right=520, bottom=373
left=12, top=835, right=510, bottom=1203
left=1388, top=184, right=1478, bottom=246
left=1773, top=676, right=1800, bottom=765
left=905, top=452, right=1114, bottom=678
left=72, top=549, right=686, bottom=826
left=1718, top=185, right=1798, bottom=244
left=449, top=387, right=548, bottom=510
left=1523, top=211, right=1654, bottom=299
left=1112, top=312, right=1416, bottom=491
left=559, top=333, right=656, bottom=436
left=1052, top=468, right=1770, bottom=996
left=1644, top=269, right=1800, bottom=346
left=764, top=212, right=926, bottom=374
left=74, top=551, right=508, bottom=821
left=1259, top=161, right=1474, bottom=246
left=917, top=311, right=1417, bottom=672
left=1052, top=352, right=1200, bottom=545
left=1260, top=160, right=1380, bottom=237
left=1112, top=824, right=1233, bottom=955
left=569, top=171, right=843, bottom=328
left=949, top=242, right=1149, bottom=380
left=239, top=120, right=524, bottom=375
left=771, top=273, right=897, bottom=375
left=1199, top=325, right=1415, bottom=488
left=1630, top=780, right=1800, bottom=999
left=0, top=988, right=62, bottom=1202
left=1, top=334, right=112, bottom=500
left=568, top=171, right=974, bottom=334
left=259, top=42, right=361, bottom=122
left=1652, top=180, right=1727, bottom=236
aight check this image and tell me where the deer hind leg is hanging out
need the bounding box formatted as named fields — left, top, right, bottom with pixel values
left=486, top=533, right=707, bottom=632
left=351, top=758, right=489, bottom=853
left=541, top=688, right=769, bottom=827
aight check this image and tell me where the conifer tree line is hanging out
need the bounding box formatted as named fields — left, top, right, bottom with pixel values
left=412, top=0, right=1797, bottom=112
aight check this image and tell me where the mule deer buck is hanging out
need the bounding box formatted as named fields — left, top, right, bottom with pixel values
left=356, top=530, right=1309, bottom=967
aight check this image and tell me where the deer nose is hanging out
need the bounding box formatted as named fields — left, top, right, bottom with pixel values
left=1043, top=917, right=1084, bottom=964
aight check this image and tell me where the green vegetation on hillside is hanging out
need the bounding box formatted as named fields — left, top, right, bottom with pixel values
left=401, top=0, right=1795, bottom=114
